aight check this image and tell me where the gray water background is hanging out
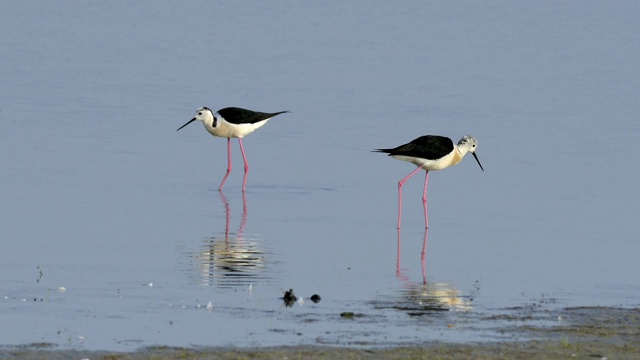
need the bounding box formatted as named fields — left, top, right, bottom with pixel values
left=1, top=0, right=639, bottom=350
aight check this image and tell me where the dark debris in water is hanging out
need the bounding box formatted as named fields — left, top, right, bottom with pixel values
left=282, top=289, right=297, bottom=307
left=281, top=289, right=321, bottom=307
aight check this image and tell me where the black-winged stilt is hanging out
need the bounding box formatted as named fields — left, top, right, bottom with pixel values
left=375, top=135, right=484, bottom=229
left=177, top=107, right=289, bottom=191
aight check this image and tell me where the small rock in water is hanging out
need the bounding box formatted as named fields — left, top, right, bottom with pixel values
left=310, top=294, right=321, bottom=303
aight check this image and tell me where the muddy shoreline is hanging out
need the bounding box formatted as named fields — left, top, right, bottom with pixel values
left=3, top=306, right=639, bottom=359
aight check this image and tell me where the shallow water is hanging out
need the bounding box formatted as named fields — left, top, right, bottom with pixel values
left=1, top=0, right=640, bottom=351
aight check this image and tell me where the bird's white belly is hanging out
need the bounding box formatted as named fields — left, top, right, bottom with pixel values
left=205, top=119, right=269, bottom=138
left=392, top=151, right=458, bottom=171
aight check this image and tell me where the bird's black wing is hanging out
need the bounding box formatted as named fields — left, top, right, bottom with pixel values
left=375, top=135, right=454, bottom=160
left=218, top=107, right=289, bottom=124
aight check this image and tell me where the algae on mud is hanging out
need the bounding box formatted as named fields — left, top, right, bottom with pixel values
left=2, top=306, right=639, bottom=360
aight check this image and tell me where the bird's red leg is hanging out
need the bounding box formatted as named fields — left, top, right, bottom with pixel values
left=422, top=171, right=429, bottom=229
left=219, top=138, right=232, bottom=191
left=397, top=166, right=423, bottom=229
left=238, top=138, right=249, bottom=192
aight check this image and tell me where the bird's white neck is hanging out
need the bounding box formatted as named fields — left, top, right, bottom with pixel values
left=456, top=144, right=472, bottom=157
left=200, top=114, right=217, bottom=132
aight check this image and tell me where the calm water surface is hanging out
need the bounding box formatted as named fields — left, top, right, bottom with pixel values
left=1, top=0, right=639, bottom=350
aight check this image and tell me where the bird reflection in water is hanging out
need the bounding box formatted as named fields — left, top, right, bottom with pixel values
left=194, top=191, right=269, bottom=287
left=393, top=229, right=472, bottom=313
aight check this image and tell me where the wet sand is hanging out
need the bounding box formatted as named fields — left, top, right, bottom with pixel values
left=2, top=306, right=638, bottom=359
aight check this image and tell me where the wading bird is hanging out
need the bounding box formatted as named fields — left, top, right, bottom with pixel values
left=178, top=107, right=288, bottom=191
left=375, top=135, right=483, bottom=229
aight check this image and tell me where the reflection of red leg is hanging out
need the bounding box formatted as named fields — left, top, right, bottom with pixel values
left=396, top=228, right=402, bottom=277
left=238, top=138, right=249, bottom=192
left=219, top=139, right=232, bottom=191
left=218, top=190, right=231, bottom=240
left=238, top=191, right=248, bottom=235
left=397, top=166, right=423, bottom=229
left=421, top=229, right=428, bottom=285
left=422, top=171, right=430, bottom=229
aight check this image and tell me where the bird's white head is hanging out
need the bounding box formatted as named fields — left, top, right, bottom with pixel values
left=457, top=135, right=478, bottom=153
left=457, top=135, right=484, bottom=171
left=177, top=107, right=215, bottom=131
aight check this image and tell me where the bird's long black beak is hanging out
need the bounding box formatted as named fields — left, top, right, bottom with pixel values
left=177, top=118, right=196, bottom=131
left=472, top=152, right=484, bottom=172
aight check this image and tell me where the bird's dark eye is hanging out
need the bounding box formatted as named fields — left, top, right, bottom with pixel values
left=198, top=112, right=202, bottom=115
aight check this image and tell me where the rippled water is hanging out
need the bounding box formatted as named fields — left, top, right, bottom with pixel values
left=1, top=0, right=640, bottom=351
